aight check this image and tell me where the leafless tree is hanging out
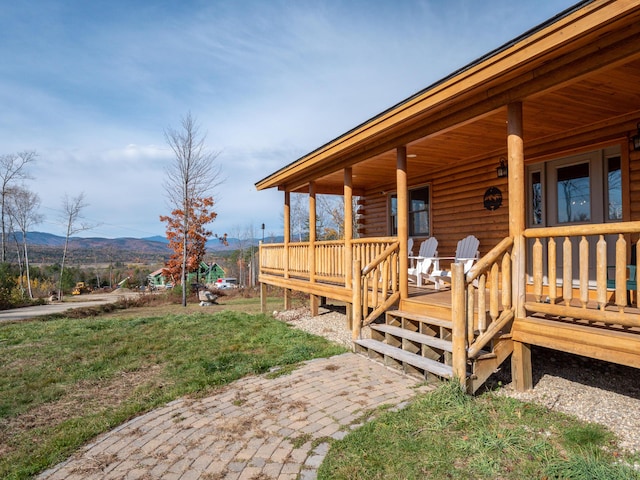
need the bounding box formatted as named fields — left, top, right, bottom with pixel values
left=58, top=193, right=91, bottom=300
left=230, top=224, right=248, bottom=286
left=0, top=151, right=36, bottom=262
left=7, top=186, right=43, bottom=299
left=164, top=112, right=222, bottom=307
left=290, top=193, right=308, bottom=242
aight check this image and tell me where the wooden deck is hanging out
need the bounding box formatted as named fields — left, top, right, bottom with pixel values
left=402, top=283, right=640, bottom=371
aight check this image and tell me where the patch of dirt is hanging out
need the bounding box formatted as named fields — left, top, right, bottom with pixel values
left=0, top=365, right=163, bottom=458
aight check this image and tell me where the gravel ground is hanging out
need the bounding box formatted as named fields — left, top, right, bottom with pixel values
left=275, top=306, right=640, bottom=454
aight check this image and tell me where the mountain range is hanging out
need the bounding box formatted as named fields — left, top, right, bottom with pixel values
left=20, top=231, right=282, bottom=253
left=12, top=231, right=284, bottom=265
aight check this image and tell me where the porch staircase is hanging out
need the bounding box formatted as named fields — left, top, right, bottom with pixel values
left=354, top=307, right=514, bottom=393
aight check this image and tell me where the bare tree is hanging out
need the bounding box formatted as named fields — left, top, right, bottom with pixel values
left=164, top=112, right=222, bottom=307
left=7, top=186, right=43, bottom=299
left=58, top=193, right=91, bottom=300
left=290, top=193, right=308, bottom=242
left=0, top=151, right=37, bottom=262
left=230, top=224, right=247, bottom=286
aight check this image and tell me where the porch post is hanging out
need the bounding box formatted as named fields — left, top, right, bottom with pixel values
left=397, top=147, right=409, bottom=300
left=344, top=167, right=354, bottom=329
left=309, top=181, right=319, bottom=316
left=283, top=190, right=291, bottom=310
left=507, top=101, right=532, bottom=391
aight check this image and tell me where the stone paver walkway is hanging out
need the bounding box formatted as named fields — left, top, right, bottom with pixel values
left=39, top=353, right=432, bottom=480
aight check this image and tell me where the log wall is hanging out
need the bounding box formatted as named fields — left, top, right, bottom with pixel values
left=358, top=156, right=509, bottom=258
left=357, top=125, right=640, bottom=258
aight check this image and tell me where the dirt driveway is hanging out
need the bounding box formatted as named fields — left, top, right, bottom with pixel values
left=0, top=292, right=138, bottom=323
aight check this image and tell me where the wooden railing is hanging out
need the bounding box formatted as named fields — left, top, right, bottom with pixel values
left=352, top=240, right=401, bottom=339
left=524, top=221, right=640, bottom=328
left=259, top=237, right=397, bottom=285
left=452, top=237, right=514, bottom=381
left=315, top=241, right=345, bottom=282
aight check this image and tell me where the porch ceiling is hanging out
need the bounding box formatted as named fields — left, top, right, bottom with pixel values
left=256, top=1, right=640, bottom=196
left=302, top=55, right=640, bottom=196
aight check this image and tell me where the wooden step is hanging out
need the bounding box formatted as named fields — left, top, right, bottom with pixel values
left=355, top=338, right=455, bottom=378
left=370, top=323, right=453, bottom=352
left=386, top=309, right=453, bottom=329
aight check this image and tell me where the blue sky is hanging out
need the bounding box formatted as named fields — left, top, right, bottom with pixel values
left=0, top=0, right=578, bottom=239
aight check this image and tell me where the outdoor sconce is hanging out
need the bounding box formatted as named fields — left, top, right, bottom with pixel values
left=496, top=157, right=508, bottom=178
left=632, top=123, right=640, bottom=151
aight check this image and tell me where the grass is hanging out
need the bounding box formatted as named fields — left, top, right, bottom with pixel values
left=3, top=294, right=640, bottom=479
left=319, top=381, right=640, bottom=479
left=0, top=296, right=344, bottom=480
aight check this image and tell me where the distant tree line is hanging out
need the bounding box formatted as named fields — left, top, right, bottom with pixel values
left=0, top=150, right=96, bottom=307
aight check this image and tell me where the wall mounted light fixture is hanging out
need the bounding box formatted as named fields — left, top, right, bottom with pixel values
left=496, top=157, right=508, bottom=178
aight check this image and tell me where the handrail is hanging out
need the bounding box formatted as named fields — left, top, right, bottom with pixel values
left=453, top=235, right=515, bottom=385
left=363, top=292, right=401, bottom=327
left=467, top=236, right=514, bottom=283
left=352, top=240, right=400, bottom=339
left=352, top=236, right=399, bottom=244
left=467, top=308, right=514, bottom=358
left=524, top=221, right=640, bottom=238
left=362, top=241, right=400, bottom=275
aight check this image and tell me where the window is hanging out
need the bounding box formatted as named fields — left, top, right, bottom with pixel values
left=607, top=155, right=622, bottom=221
left=390, top=185, right=431, bottom=236
left=556, top=162, right=591, bottom=223
left=526, top=146, right=621, bottom=228
left=531, top=170, right=543, bottom=225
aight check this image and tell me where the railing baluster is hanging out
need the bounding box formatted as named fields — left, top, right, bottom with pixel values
left=352, top=260, right=362, bottom=340
left=477, top=273, right=486, bottom=335
left=372, top=270, right=379, bottom=307
left=615, top=234, right=627, bottom=311
left=490, top=263, right=499, bottom=325
left=381, top=260, right=389, bottom=299
left=563, top=236, right=572, bottom=306
left=502, top=252, right=511, bottom=309
left=548, top=237, right=557, bottom=304
left=579, top=236, right=589, bottom=308
left=391, top=253, right=398, bottom=293
left=533, top=238, right=543, bottom=302
left=467, top=278, right=475, bottom=345
left=596, top=235, right=607, bottom=310
left=362, top=274, right=369, bottom=316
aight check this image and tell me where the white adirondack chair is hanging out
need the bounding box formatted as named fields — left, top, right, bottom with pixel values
left=431, top=235, right=480, bottom=288
left=408, top=237, right=439, bottom=287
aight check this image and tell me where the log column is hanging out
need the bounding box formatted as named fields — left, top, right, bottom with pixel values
left=344, top=167, right=354, bottom=328
left=309, top=181, right=319, bottom=315
left=508, top=101, right=533, bottom=391
left=397, top=147, right=409, bottom=300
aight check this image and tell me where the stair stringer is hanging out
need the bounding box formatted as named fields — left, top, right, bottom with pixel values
left=467, top=334, right=514, bottom=394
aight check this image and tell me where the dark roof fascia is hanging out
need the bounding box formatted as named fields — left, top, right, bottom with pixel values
left=255, top=0, right=594, bottom=190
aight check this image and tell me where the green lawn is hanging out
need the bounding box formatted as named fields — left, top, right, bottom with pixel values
left=2, top=296, right=639, bottom=479
left=319, top=381, right=640, bottom=479
left=0, top=299, right=345, bottom=479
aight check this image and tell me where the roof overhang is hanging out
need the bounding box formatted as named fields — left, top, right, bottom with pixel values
left=255, top=0, right=640, bottom=194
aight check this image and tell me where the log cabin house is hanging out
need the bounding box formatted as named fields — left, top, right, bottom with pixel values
left=255, top=0, right=640, bottom=393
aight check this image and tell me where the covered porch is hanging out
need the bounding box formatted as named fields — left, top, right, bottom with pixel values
left=256, top=0, right=640, bottom=392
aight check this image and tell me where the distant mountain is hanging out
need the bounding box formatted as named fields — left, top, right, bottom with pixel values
left=20, top=231, right=284, bottom=254
left=142, top=235, right=169, bottom=244
left=23, top=232, right=170, bottom=253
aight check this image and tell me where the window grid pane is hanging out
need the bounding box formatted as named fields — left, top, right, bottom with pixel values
left=607, top=156, right=622, bottom=221
left=557, top=163, right=590, bottom=223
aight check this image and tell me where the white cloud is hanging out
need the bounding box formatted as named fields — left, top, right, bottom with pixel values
left=1, top=0, right=577, bottom=238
